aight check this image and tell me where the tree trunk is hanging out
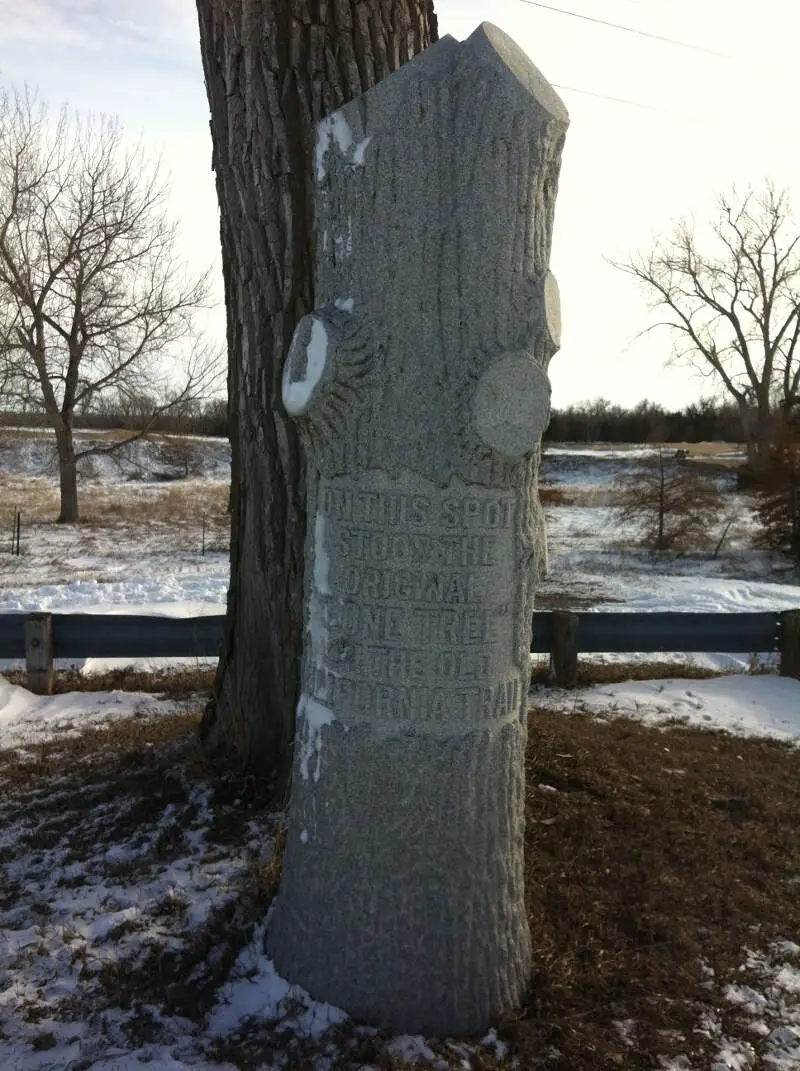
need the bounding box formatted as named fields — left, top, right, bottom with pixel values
left=194, top=1, right=438, bottom=789
left=657, top=452, right=666, bottom=550
left=755, top=398, right=775, bottom=469
left=55, top=423, right=80, bottom=524
left=740, top=398, right=776, bottom=479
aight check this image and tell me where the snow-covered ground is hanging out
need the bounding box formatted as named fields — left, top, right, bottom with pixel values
left=1, top=436, right=798, bottom=673
left=1, top=670, right=800, bottom=1070
left=535, top=444, right=800, bottom=672
left=533, top=674, right=800, bottom=743
left=2, top=433, right=800, bottom=1070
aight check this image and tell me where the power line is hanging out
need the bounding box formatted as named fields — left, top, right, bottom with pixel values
left=552, top=82, right=739, bottom=128
left=518, top=0, right=735, bottom=58
left=552, top=82, right=701, bottom=119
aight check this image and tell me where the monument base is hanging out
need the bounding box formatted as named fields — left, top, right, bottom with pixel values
left=268, top=716, right=530, bottom=1036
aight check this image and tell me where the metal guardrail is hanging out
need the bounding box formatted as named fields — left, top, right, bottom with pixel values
left=528, top=610, right=782, bottom=654
left=0, top=609, right=798, bottom=691
left=0, top=610, right=788, bottom=659
left=0, top=613, right=223, bottom=660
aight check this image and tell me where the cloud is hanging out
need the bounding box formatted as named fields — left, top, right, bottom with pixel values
left=0, top=0, right=198, bottom=61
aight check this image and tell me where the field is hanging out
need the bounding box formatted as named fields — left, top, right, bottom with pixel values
left=1, top=431, right=799, bottom=1070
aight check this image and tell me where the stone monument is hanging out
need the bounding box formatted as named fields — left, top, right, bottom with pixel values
left=268, top=22, right=568, bottom=1036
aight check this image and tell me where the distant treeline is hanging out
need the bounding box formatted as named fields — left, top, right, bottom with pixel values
left=1, top=398, right=744, bottom=444
left=543, top=399, right=743, bottom=444
left=0, top=399, right=229, bottom=438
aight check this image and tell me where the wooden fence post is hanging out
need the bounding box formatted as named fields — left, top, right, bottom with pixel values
left=25, top=613, right=54, bottom=695
left=780, top=610, right=800, bottom=679
left=549, top=610, right=579, bottom=687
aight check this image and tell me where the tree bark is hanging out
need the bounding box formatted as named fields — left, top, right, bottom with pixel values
left=194, top=0, right=438, bottom=789
left=55, top=424, right=80, bottom=524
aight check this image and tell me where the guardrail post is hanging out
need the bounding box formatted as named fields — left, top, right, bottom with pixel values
left=780, top=610, right=800, bottom=679
left=25, top=613, right=54, bottom=695
left=549, top=610, right=579, bottom=687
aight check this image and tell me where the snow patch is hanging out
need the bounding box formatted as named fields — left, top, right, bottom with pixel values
left=209, top=921, right=347, bottom=1038
left=334, top=216, right=353, bottom=260
left=352, top=135, right=373, bottom=165
left=313, top=513, right=330, bottom=595
left=482, top=1028, right=508, bottom=1059
left=387, top=1035, right=437, bottom=1064
left=534, top=675, right=800, bottom=743
left=315, top=112, right=372, bottom=180
left=297, top=694, right=335, bottom=783
left=283, top=317, right=329, bottom=416
left=0, top=677, right=181, bottom=750
left=315, top=111, right=353, bottom=180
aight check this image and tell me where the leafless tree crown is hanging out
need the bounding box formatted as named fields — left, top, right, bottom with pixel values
left=617, top=183, right=800, bottom=457
left=0, top=85, right=222, bottom=519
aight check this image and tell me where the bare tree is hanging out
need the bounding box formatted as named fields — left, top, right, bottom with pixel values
left=617, top=184, right=800, bottom=468
left=0, top=86, right=220, bottom=523
left=194, top=0, right=438, bottom=789
left=754, top=419, right=800, bottom=563
left=615, top=451, right=725, bottom=552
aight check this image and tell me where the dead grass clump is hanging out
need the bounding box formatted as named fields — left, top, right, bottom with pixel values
left=2, top=665, right=216, bottom=698
left=508, top=708, right=800, bottom=1069
left=0, top=708, right=203, bottom=790
left=540, top=485, right=623, bottom=508
left=530, top=658, right=725, bottom=687
left=539, top=486, right=570, bottom=507
left=0, top=475, right=59, bottom=523
left=81, top=481, right=229, bottom=527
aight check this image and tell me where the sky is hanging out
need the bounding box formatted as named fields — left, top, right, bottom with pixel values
left=1, top=0, right=799, bottom=411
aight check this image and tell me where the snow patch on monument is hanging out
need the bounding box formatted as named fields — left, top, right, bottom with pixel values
left=313, top=514, right=331, bottom=595
left=283, top=317, right=329, bottom=416
left=334, top=217, right=353, bottom=260
left=315, top=114, right=371, bottom=181
left=352, top=136, right=372, bottom=166
left=297, top=694, right=335, bottom=783
left=315, top=111, right=353, bottom=180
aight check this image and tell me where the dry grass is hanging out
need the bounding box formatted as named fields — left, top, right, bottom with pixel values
left=0, top=708, right=206, bottom=790
left=2, top=704, right=799, bottom=1069
left=0, top=474, right=60, bottom=523
left=512, top=709, right=800, bottom=1069
left=530, top=658, right=724, bottom=686
left=80, top=481, right=229, bottom=526
left=540, top=485, right=625, bottom=509
left=0, top=471, right=229, bottom=528
left=2, top=664, right=216, bottom=697
left=538, top=486, right=570, bottom=507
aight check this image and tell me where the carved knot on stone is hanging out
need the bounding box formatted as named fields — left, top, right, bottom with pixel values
left=471, top=351, right=551, bottom=460
left=282, top=302, right=378, bottom=452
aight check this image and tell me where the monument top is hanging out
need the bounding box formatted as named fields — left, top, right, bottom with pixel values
left=292, top=20, right=569, bottom=490
left=316, top=23, right=569, bottom=156
left=462, top=23, right=570, bottom=123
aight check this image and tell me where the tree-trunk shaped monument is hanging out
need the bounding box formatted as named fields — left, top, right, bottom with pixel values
left=269, top=21, right=569, bottom=1036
